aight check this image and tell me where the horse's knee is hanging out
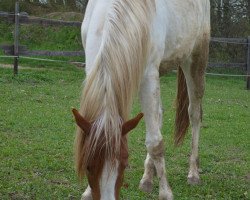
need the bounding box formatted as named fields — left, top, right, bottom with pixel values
left=146, top=139, right=165, bottom=160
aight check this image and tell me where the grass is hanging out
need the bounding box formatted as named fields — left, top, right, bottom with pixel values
left=0, top=20, right=84, bottom=69
left=0, top=64, right=249, bottom=200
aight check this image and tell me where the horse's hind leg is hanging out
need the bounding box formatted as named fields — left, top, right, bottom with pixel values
left=139, top=66, right=173, bottom=200
left=182, top=36, right=209, bottom=185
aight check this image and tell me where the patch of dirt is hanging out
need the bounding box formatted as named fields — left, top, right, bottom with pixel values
left=245, top=173, right=250, bottom=182
left=8, top=192, right=29, bottom=200
left=0, top=64, right=44, bottom=70
left=49, top=179, right=70, bottom=186
left=44, top=12, right=84, bottom=21
left=0, top=63, right=84, bottom=71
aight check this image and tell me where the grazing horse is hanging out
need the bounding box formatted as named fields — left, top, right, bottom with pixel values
left=72, top=0, right=210, bottom=199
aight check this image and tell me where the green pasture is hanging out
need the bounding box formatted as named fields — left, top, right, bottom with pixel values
left=0, top=64, right=249, bottom=200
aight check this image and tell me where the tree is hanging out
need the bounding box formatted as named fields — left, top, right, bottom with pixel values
left=67, top=0, right=77, bottom=10
left=210, top=0, right=249, bottom=37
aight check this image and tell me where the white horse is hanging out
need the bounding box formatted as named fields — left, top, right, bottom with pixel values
left=72, top=0, right=210, bottom=199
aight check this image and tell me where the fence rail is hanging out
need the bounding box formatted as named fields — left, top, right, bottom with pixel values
left=0, top=3, right=249, bottom=89
left=210, top=37, right=248, bottom=44
left=0, top=11, right=82, bottom=26
left=0, top=44, right=84, bottom=57
left=208, top=62, right=246, bottom=70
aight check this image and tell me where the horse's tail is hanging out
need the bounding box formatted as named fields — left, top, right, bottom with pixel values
left=175, top=66, right=190, bottom=145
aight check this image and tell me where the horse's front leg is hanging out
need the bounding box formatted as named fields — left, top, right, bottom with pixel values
left=139, top=67, right=173, bottom=200
left=81, top=185, right=92, bottom=200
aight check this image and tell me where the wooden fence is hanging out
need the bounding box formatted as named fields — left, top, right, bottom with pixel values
left=0, top=2, right=249, bottom=89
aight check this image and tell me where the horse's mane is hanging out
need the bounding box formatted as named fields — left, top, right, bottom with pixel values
left=75, top=0, right=155, bottom=177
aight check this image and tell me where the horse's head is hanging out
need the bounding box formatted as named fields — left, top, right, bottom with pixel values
left=72, top=109, right=143, bottom=200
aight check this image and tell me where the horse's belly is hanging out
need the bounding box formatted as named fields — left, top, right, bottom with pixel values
left=159, top=60, right=179, bottom=76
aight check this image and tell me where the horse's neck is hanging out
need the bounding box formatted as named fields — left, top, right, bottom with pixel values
left=83, top=0, right=155, bottom=121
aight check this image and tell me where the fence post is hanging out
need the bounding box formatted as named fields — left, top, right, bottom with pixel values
left=247, top=36, right=250, bottom=90
left=13, top=1, right=19, bottom=75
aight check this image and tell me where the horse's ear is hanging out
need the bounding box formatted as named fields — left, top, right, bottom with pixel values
left=122, top=113, right=144, bottom=136
left=72, top=108, right=91, bottom=135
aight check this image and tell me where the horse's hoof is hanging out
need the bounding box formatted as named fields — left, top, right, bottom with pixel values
left=159, top=190, right=174, bottom=200
left=139, top=179, right=153, bottom=193
left=187, top=176, right=201, bottom=185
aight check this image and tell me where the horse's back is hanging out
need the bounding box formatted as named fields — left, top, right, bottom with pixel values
left=151, top=0, right=210, bottom=72
left=82, top=0, right=210, bottom=74
left=82, top=0, right=111, bottom=74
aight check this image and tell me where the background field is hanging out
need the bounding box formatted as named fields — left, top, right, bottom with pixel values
left=0, top=65, right=249, bottom=200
